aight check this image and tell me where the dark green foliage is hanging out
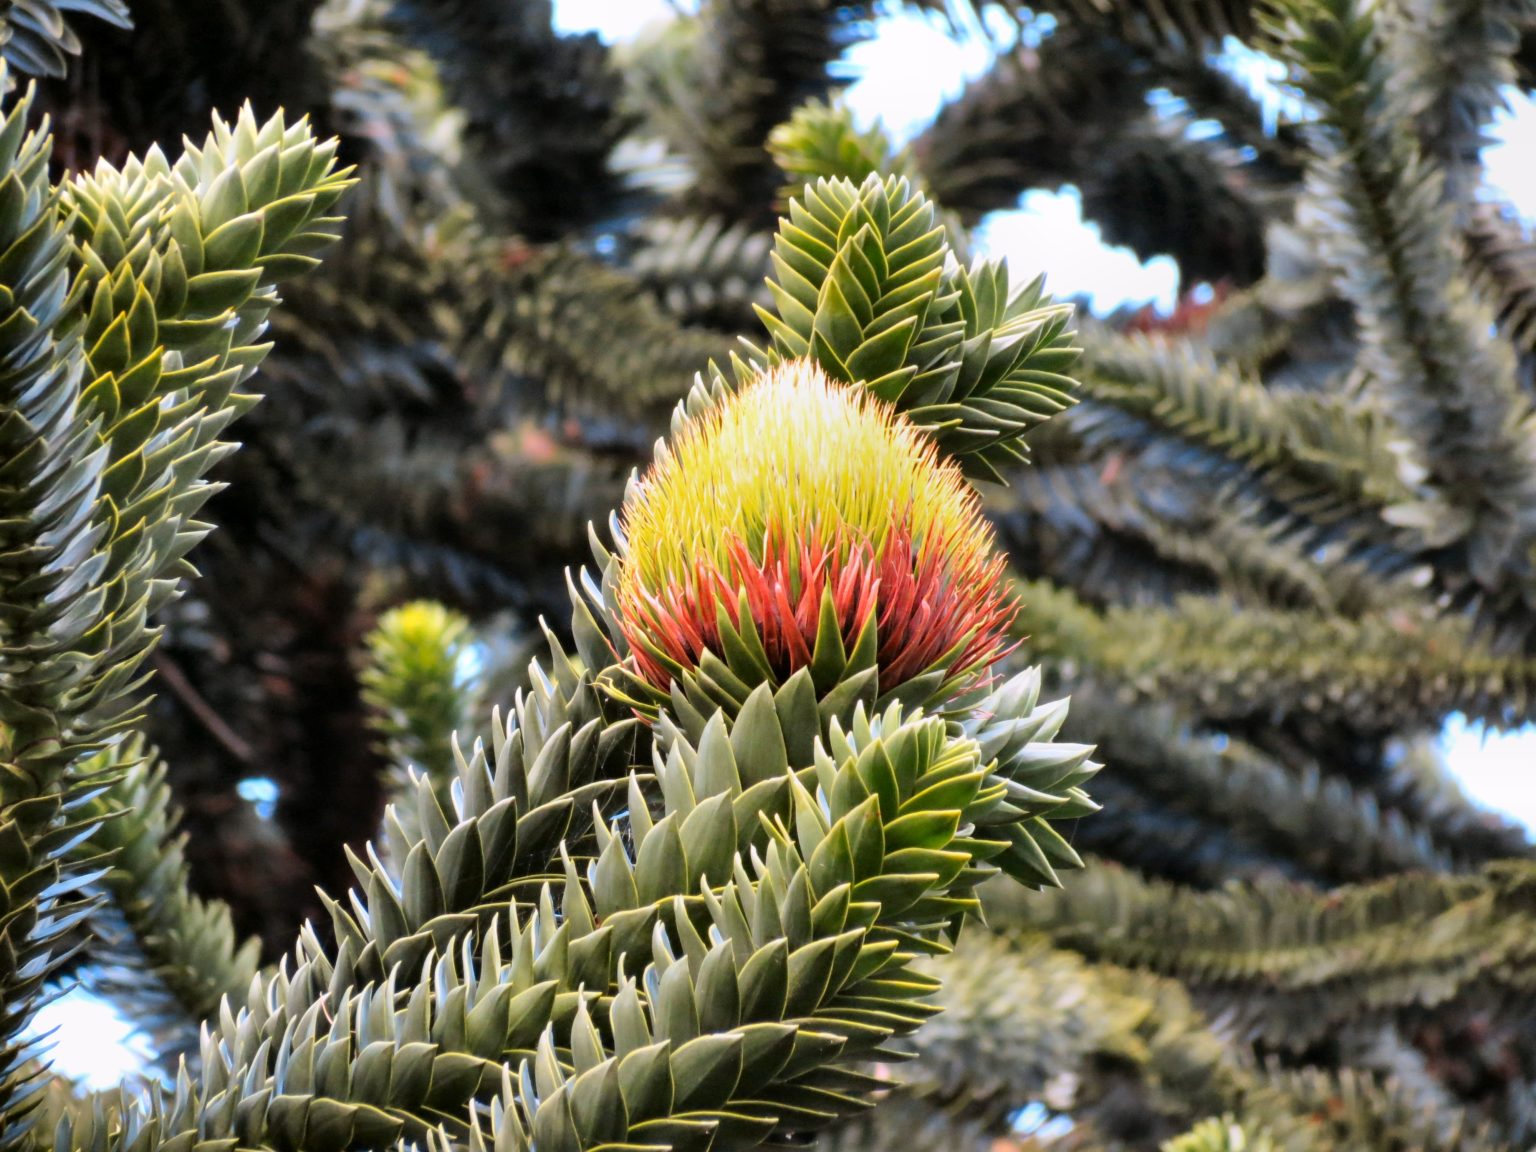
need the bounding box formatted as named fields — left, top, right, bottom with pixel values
left=1466, top=200, right=1536, bottom=353
left=992, top=856, right=1536, bottom=1050
left=641, top=0, right=878, bottom=223
left=385, top=0, right=629, bottom=235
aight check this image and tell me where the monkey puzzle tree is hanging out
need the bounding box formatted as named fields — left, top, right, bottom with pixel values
left=8, top=0, right=1536, bottom=1149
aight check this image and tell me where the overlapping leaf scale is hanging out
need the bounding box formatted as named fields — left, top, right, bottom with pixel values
left=747, top=173, right=1079, bottom=479
left=498, top=699, right=1061, bottom=1146
left=326, top=639, right=640, bottom=988
left=1, top=88, right=350, bottom=1147
left=942, top=260, right=1079, bottom=479
left=0, top=74, right=118, bottom=1147
left=754, top=174, right=949, bottom=399
left=67, top=638, right=635, bottom=1150
left=85, top=639, right=1092, bottom=1150
left=29, top=113, right=351, bottom=774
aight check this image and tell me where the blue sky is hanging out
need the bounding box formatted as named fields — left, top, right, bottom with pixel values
left=558, top=0, right=1536, bottom=313
left=30, top=0, right=1536, bottom=1091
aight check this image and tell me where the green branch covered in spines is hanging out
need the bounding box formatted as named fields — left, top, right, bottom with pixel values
left=1077, top=110, right=1270, bottom=287
left=766, top=99, right=971, bottom=260
left=1057, top=331, right=1451, bottom=612
left=1070, top=712, right=1531, bottom=887
left=855, top=927, right=1499, bottom=1151
left=1378, top=0, right=1536, bottom=211
left=70, top=654, right=1092, bottom=1150
left=1266, top=0, right=1536, bottom=613
left=1144, top=51, right=1308, bottom=186
left=995, top=455, right=1416, bottom=617
left=252, top=211, right=645, bottom=600
left=1062, top=692, right=1462, bottom=884
left=272, top=5, right=729, bottom=433
left=1014, top=576, right=1536, bottom=731
left=1093, top=116, right=1271, bottom=287
left=744, top=173, right=1079, bottom=481
left=765, top=931, right=1247, bottom=1150
left=0, top=75, right=351, bottom=1144
left=768, top=100, right=912, bottom=210
left=1133, top=492, right=1378, bottom=612
left=54, top=631, right=636, bottom=1151
left=987, top=856, right=1536, bottom=1049
left=0, top=74, right=101, bottom=1147
left=612, top=0, right=880, bottom=223
left=1080, top=332, right=1422, bottom=526
left=75, top=740, right=259, bottom=1061
left=906, top=931, right=1241, bottom=1135
left=447, top=237, right=731, bottom=428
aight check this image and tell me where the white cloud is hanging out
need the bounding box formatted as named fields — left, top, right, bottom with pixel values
left=975, top=189, right=1180, bottom=315
left=29, top=988, right=150, bottom=1090
left=839, top=9, right=1002, bottom=145
left=1483, top=89, right=1536, bottom=221
left=1440, top=716, right=1536, bottom=834
left=551, top=0, right=682, bottom=42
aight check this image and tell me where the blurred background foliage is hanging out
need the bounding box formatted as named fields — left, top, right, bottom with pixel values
left=14, top=0, right=1536, bottom=1147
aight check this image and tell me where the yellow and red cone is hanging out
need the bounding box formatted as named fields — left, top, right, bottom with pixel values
left=616, top=359, right=1016, bottom=693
